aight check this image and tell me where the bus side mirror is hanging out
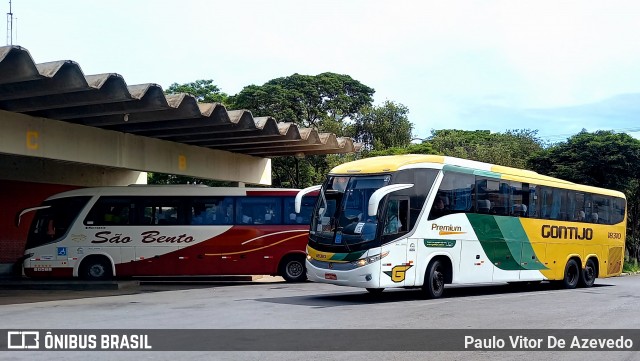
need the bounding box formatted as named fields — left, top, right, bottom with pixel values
left=368, top=184, right=414, bottom=217
left=295, top=185, right=321, bottom=213
left=15, top=205, right=51, bottom=227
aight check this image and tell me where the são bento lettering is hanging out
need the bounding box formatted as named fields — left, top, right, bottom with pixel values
left=92, top=231, right=195, bottom=244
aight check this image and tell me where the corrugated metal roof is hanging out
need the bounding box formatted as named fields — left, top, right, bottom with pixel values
left=0, top=45, right=362, bottom=157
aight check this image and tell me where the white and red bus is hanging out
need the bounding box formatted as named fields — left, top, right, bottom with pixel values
left=17, top=186, right=317, bottom=282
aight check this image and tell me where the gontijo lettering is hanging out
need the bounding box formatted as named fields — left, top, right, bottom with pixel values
left=541, top=225, right=593, bottom=240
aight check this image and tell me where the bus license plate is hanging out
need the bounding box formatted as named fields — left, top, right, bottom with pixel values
left=325, top=273, right=337, bottom=280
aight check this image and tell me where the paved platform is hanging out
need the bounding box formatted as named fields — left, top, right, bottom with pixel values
left=0, top=279, right=139, bottom=290
left=0, top=275, right=284, bottom=290
left=0, top=275, right=286, bottom=305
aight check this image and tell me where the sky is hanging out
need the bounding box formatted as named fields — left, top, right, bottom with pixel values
left=6, top=0, right=640, bottom=143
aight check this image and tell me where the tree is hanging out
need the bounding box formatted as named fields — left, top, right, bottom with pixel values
left=165, top=79, right=229, bottom=105
left=147, top=173, right=234, bottom=187
left=366, top=142, right=437, bottom=157
left=527, top=130, right=640, bottom=190
left=230, top=73, right=376, bottom=187
left=350, top=101, right=413, bottom=152
left=428, top=129, right=544, bottom=168
left=626, top=180, right=640, bottom=263
left=229, top=72, right=375, bottom=133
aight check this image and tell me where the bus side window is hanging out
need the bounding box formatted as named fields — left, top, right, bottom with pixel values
left=138, top=200, right=183, bottom=226
left=84, top=197, right=131, bottom=226
left=383, top=198, right=408, bottom=235
left=285, top=196, right=315, bottom=224
left=190, top=197, right=229, bottom=225
left=475, top=178, right=492, bottom=214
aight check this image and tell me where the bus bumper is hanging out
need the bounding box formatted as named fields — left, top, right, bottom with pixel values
left=23, top=258, right=74, bottom=278
left=306, top=259, right=381, bottom=288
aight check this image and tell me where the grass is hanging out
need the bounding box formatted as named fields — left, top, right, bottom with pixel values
left=623, top=260, right=640, bottom=273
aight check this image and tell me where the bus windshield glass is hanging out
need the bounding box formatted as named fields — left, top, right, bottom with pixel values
left=310, top=174, right=391, bottom=250
left=26, top=196, right=92, bottom=250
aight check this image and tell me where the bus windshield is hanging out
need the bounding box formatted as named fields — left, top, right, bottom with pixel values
left=25, top=196, right=92, bottom=250
left=310, top=175, right=391, bottom=250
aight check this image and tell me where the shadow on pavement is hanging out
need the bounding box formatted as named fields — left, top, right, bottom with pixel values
left=255, top=282, right=613, bottom=308
left=0, top=275, right=286, bottom=305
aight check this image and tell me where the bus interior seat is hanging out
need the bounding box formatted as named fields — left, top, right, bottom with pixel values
left=477, top=200, right=491, bottom=213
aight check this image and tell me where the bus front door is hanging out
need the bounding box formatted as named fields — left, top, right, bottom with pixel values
left=380, top=239, right=411, bottom=287
left=404, top=238, right=418, bottom=286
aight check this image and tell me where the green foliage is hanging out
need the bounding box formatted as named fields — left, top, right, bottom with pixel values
left=366, top=142, right=437, bottom=157
left=229, top=72, right=375, bottom=134
left=350, top=101, right=413, bottom=151
left=165, top=79, right=229, bottom=105
left=270, top=154, right=359, bottom=189
left=428, top=129, right=543, bottom=168
left=623, top=260, right=639, bottom=273
left=625, top=179, right=640, bottom=263
left=230, top=72, right=376, bottom=188
left=270, top=157, right=315, bottom=189
left=147, top=173, right=235, bottom=187
left=527, top=130, right=640, bottom=191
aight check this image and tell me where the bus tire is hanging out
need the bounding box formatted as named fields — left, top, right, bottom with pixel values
left=562, top=258, right=580, bottom=289
left=422, top=259, right=446, bottom=299
left=366, top=288, right=384, bottom=294
left=579, top=258, right=597, bottom=288
left=279, top=255, right=307, bottom=282
left=79, top=256, right=113, bottom=281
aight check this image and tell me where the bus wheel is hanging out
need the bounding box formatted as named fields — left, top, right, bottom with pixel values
left=366, top=288, right=384, bottom=294
left=562, top=259, right=580, bottom=289
left=422, top=259, right=446, bottom=299
left=80, top=257, right=113, bottom=281
left=579, top=258, right=597, bottom=288
left=279, top=255, right=307, bottom=282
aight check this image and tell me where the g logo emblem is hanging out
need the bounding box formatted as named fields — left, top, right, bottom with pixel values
left=384, top=265, right=413, bottom=283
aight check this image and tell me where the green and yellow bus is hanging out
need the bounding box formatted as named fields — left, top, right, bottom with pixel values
left=295, top=155, right=626, bottom=298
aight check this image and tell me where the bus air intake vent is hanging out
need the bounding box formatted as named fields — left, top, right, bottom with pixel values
left=608, top=246, right=623, bottom=275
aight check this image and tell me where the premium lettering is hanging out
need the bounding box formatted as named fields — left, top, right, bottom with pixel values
left=541, top=225, right=593, bottom=240
left=431, top=224, right=462, bottom=232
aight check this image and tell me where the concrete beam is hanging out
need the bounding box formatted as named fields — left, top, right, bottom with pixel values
left=0, top=154, right=146, bottom=186
left=0, top=110, right=271, bottom=185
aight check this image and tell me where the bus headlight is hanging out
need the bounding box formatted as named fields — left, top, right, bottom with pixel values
left=352, top=251, right=389, bottom=268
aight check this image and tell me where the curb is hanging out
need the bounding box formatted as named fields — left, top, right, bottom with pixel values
left=0, top=280, right=139, bottom=291
left=620, top=271, right=640, bottom=276
left=0, top=275, right=285, bottom=290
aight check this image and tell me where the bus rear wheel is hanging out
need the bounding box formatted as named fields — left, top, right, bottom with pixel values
left=562, top=259, right=580, bottom=289
left=579, top=258, right=597, bottom=288
left=422, top=259, right=446, bottom=299
left=279, top=255, right=307, bottom=283
left=80, top=257, right=113, bottom=281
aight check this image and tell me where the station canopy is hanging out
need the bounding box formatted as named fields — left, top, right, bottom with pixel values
left=0, top=45, right=362, bottom=158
